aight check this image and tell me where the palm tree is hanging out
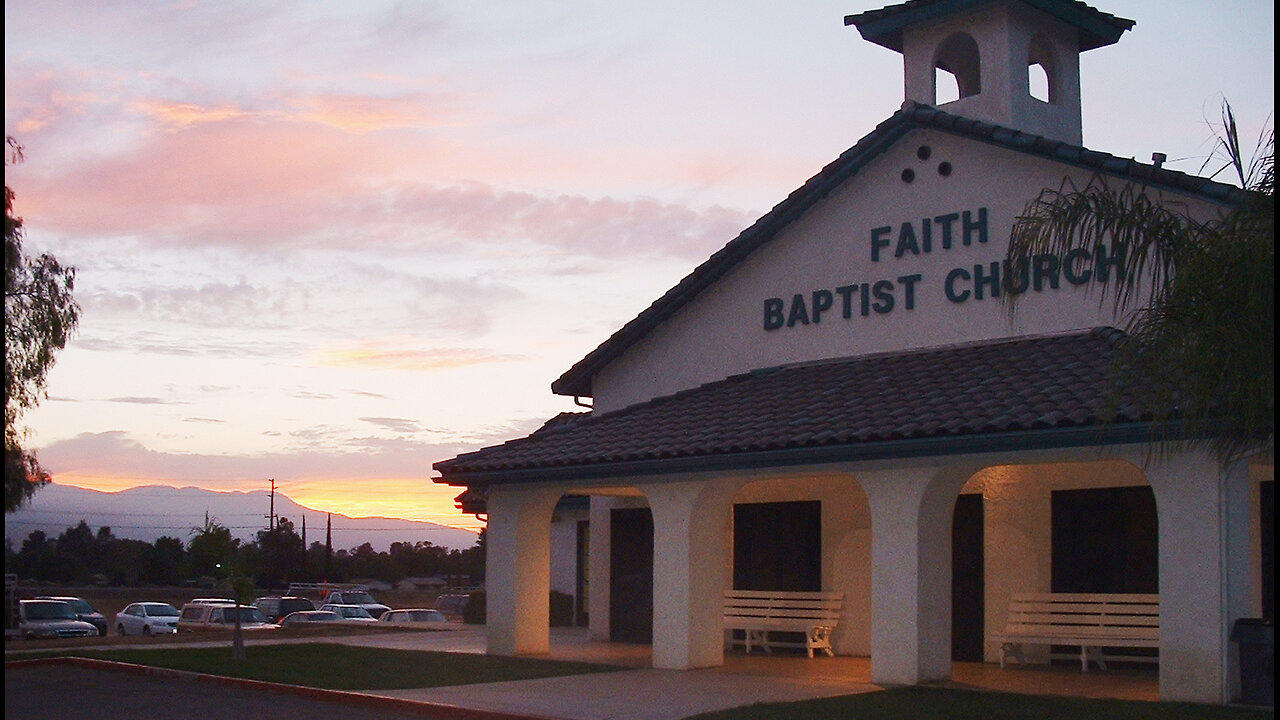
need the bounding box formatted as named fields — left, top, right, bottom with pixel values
left=1005, top=104, right=1273, bottom=464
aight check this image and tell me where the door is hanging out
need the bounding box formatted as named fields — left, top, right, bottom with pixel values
left=951, top=493, right=984, bottom=661
left=733, top=501, right=821, bottom=591
left=575, top=520, right=590, bottom=627
left=609, top=508, right=653, bottom=643
left=1051, top=486, right=1157, bottom=593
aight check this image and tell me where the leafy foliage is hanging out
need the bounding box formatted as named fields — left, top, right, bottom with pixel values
left=1005, top=105, right=1274, bottom=464
left=5, top=518, right=484, bottom=589
left=4, top=137, right=80, bottom=512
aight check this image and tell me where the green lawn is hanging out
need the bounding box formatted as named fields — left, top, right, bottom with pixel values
left=682, top=687, right=1274, bottom=720
left=9, top=643, right=623, bottom=690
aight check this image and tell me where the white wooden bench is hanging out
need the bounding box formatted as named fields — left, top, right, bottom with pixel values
left=992, top=592, right=1159, bottom=672
left=722, top=590, right=843, bottom=658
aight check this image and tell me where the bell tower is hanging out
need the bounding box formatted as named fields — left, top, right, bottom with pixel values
left=846, top=0, right=1134, bottom=145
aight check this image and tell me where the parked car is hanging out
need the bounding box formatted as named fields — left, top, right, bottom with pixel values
left=317, top=590, right=390, bottom=618
left=115, top=602, right=181, bottom=636
left=278, top=610, right=343, bottom=627
left=35, top=596, right=107, bottom=636
left=18, top=599, right=99, bottom=640
left=434, top=594, right=471, bottom=621
left=188, top=597, right=236, bottom=605
left=317, top=604, right=379, bottom=622
left=178, top=602, right=278, bottom=632
left=254, top=596, right=315, bottom=623
left=379, top=608, right=450, bottom=624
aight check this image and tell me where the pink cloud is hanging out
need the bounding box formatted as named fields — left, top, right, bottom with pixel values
left=128, top=92, right=465, bottom=134
left=316, top=340, right=523, bottom=371
left=4, top=67, right=106, bottom=135
left=12, top=110, right=752, bottom=259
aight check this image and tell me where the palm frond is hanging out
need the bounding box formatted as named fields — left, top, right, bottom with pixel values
left=1005, top=102, right=1273, bottom=465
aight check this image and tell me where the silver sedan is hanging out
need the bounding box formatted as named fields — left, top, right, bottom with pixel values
left=115, top=602, right=180, bottom=635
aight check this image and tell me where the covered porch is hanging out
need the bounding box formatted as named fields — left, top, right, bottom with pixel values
left=436, top=330, right=1272, bottom=706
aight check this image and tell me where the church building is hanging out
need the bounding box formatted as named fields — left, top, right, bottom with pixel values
left=435, top=0, right=1272, bottom=705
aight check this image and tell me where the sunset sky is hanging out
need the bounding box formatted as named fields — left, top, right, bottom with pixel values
left=4, top=1, right=1273, bottom=531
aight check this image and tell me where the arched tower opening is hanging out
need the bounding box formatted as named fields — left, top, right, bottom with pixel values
left=934, top=32, right=981, bottom=104
left=1028, top=33, right=1059, bottom=103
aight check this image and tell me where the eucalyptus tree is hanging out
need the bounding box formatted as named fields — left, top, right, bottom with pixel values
left=4, top=137, right=80, bottom=512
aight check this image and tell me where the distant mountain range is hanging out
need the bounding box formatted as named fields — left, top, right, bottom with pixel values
left=5, top=483, right=480, bottom=552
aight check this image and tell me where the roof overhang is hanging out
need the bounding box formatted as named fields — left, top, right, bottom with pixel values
left=550, top=104, right=1238, bottom=400
left=435, top=420, right=1185, bottom=487
left=844, top=0, right=1135, bottom=53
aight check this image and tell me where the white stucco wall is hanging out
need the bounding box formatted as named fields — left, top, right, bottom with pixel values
left=962, top=459, right=1150, bottom=662
left=589, top=130, right=1222, bottom=413
left=549, top=503, right=587, bottom=598
left=901, top=1, right=1085, bottom=144
left=733, top=475, right=872, bottom=655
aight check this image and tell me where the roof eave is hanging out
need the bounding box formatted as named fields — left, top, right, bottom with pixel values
left=844, top=0, right=1134, bottom=53
left=550, top=104, right=1238, bottom=399
left=433, top=420, right=1184, bottom=486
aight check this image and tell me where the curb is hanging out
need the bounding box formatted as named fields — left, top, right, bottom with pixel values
left=6, top=656, right=565, bottom=720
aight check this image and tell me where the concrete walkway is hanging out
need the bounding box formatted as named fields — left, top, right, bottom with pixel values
left=368, top=666, right=874, bottom=720
left=6, top=625, right=1160, bottom=720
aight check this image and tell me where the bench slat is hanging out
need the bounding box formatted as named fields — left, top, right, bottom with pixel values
left=725, top=590, right=843, bottom=600
left=723, top=590, right=844, bottom=658
left=1008, top=601, right=1158, bottom=614
left=1008, top=609, right=1162, bottom=622
left=997, top=592, right=1161, bottom=671
left=1008, top=589, right=1162, bottom=599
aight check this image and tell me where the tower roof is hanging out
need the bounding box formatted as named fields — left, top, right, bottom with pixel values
left=845, top=0, right=1135, bottom=52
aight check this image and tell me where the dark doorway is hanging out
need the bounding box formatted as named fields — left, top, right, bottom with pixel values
left=575, top=520, right=590, bottom=627
left=733, top=501, right=821, bottom=591
left=609, top=507, right=653, bottom=643
left=1051, top=486, right=1158, bottom=593
left=951, top=493, right=984, bottom=661
left=1262, top=481, right=1274, bottom=620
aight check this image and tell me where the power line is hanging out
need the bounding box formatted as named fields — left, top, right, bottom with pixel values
left=12, top=509, right=271, bottom=517
left=3, top=519, right=482, bottom=531
left=10, top=508, right=474, bottom=520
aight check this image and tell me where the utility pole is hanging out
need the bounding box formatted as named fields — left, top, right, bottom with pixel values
left=301, top=515, right=306, bottom=547
left=265, top=478, right=277, bottom=531
left=324, top=512, right=332, bottom=583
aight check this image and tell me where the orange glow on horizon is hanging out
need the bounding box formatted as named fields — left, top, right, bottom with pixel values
left=49, top=473, right=484, bottom=532
left=316, top=340, right=521, bottom=371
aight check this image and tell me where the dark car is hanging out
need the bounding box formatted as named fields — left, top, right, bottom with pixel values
left=35, top=596, right=107, bottom=636
left=434, top=594, right=471, bottom=621
left=253, top=596, right=315, bottom=623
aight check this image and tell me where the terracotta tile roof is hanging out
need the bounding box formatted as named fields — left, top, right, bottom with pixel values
left=845, top=0, right=1135, bottom=52
left=550, top=102, right=1241, bottom=399
left=438, top=328, right=1166, bottom=484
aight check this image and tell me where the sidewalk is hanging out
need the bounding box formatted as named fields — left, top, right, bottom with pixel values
left=5, top=625, right=1159, bottom=720
left=345, top=627, right=877, bottom=719
left=368, top=666, right=874, bottom=720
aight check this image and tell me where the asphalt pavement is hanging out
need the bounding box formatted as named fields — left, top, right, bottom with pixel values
left=5, top=663, right=447, bottom=720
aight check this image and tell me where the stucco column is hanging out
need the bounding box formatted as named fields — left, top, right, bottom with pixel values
left=860, top=464, right=975, bottom=685
left=587, top=495, right=621, bottom=641
left=1143, top=451, right=1252, bottom=704
left=485, top=485, right=562, bottom=656
left=644, top=478, right=739, bottom=669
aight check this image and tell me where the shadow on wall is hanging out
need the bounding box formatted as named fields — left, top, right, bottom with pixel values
left=461, top=591, right=575, bottom=626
